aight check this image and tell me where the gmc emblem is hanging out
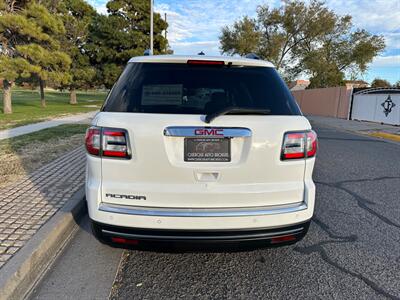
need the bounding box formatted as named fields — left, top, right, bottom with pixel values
left=194, top=128, right=224, bottom=136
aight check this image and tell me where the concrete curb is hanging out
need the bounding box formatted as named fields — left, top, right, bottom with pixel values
left=367, top=131, right=400, bottom=142
left=0, top=187, right=87, bottom=300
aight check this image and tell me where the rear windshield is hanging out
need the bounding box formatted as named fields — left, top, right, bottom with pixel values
left=102, top=63, right=301, bottom=115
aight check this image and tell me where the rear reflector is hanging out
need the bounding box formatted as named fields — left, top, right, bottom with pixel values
left=281, top=130, right=317, bottom=160
left=187, top=60, right=224, bottom=66
left=271, top=235, right=297, bottom=244
left=111, top=237, right=139, bottom=245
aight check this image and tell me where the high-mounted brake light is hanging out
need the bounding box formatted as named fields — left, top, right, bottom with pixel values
left=85, top=127, right=131, bottom=159
left=187, top=60, right=225, bottom=66
left=281, top=130, right=317, bottom=160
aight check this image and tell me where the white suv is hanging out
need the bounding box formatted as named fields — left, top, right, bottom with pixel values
left=85, top=55, right=317, bottom=247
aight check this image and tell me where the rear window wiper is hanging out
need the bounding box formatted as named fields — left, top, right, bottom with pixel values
left=205, top=107, right=271, bottom=123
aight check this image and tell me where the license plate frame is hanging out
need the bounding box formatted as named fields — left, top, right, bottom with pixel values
left=184, top=138, right=231, bottom=162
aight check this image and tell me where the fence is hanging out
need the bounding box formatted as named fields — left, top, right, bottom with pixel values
left=292, top=86, right=351, bottom=119
left=351, top=88, right=400, bottom=125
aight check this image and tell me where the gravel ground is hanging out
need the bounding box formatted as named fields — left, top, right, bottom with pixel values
left=110, top=124, right=400, bottom=300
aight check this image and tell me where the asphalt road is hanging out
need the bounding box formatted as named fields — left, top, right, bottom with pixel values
left=31, top=123, right=400, bottom=300
left=29, top=216, right=123, bottom=300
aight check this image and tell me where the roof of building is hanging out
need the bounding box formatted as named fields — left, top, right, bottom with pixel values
left=344, top=80, right=369, bottom=84
left=288, top=79, right=310, bottom=89
left=293, top=79, right=310, bottom=84
left=128, top=55, right=275, bottom=67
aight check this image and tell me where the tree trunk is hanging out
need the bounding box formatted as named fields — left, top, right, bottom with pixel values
left=39, top=79, right=46, bottom=108
left=3, top=80, right=12, bottom=114
left=70, top=88, right=77, bottom=105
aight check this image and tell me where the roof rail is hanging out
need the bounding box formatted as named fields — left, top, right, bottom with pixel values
left=245, top=53, right=261, bottom=60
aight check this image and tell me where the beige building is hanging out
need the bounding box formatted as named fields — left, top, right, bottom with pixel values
left=288, top=79, right=310, bottom=91
left=344, top=80, right=369, bottom=89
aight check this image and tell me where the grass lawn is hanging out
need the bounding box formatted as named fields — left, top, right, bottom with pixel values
left=0, top=124, right=88, bottom=188
left=0, top=89, right=107, bottom=130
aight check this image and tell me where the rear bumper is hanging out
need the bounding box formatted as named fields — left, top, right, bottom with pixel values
left=98, top=201, right=308, bottom=217
left=87, top=180, right=315, bottom=230
left=93, top=220, right=310, bottom=244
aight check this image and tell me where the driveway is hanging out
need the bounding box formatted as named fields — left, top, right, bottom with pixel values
left=31, top=123, right=400, bottom=300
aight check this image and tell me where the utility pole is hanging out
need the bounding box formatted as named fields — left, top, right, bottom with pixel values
left=150, top=0, right=154, bottom=55
left=164, top=13, right=167, bottom=40
left=164, top=13, right=167, bottom=52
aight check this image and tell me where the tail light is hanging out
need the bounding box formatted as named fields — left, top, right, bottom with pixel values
left=103, top=129, right=130, bottom=158
left=85, top=126, right=131, bottom=159
left=85, top=127, right=101, bottom=156
left=305, top=130, right=318, bottom=157
left=281, top=130, right=317, bottom=160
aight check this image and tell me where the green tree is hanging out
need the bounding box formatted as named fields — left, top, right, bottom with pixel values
left=371, top=78, right=392, bottom=88
left=221, top=1, right=335, bottom=72
left=0, top=1, right=71, bottom=112
left=220, top=17, right=260, bottom=57
left=0, top=0, right=40, bottom=114
left=304, top=28, right=385, bottom=88
left=32, top=1, right=71, bottom=107
left=61, top=0, right=97, bottom=104
left=393, top=80, right=400, bottom=88
left=220, top=0, right=385, bottom=88
left=86, top=0, right=169, bottom=88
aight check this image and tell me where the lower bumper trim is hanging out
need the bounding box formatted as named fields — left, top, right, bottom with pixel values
left=94, top=221, right=311, bottom=243
left=102, top=227, right=303, bottom=242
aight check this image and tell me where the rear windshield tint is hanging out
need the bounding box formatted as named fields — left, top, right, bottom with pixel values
left=102, top=63, right=301, bottom=115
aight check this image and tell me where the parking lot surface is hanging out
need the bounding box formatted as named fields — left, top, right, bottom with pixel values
left=32, top=123, right=400, bottom=299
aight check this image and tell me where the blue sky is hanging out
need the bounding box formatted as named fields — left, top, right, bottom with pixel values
left=90, top=0, right=399, bottom=84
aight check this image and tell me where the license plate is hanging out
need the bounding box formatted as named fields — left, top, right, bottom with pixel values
left=184, top=138, right=231, bottom=162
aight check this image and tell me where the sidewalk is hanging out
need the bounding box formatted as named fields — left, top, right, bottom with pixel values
left=307, top=115, right=400, bottom=137
left=0, top=146, right=86, bottom=269
left=0, top=111, right=97, bottom=140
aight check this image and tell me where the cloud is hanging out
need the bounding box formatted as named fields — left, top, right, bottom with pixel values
left=325, top=0, right=400, bottom=64
left=369, top=55, right=400, bottom=68
left=154, top=3, right=193, bottom=43
left=171, top=41, right=220, bottom=56
left=153, top=0, right=400, bottom=57
left=385, top=32, right=400, bottom=50
left=90, top=0, right=399, bottom=81
left=154, top=0, right=275, bottom=55
left=325, top=0, right=400, bottom=33
left=88, top=0, right=107, bottom=14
